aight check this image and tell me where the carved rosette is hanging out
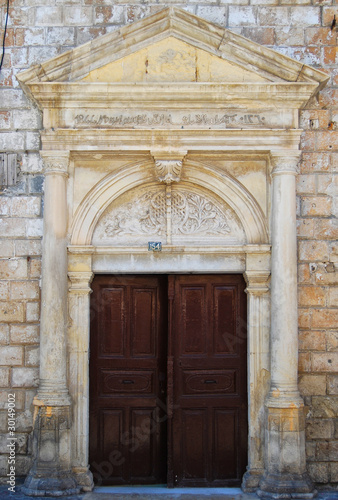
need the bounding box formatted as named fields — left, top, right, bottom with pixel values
left=41, top=150, right=70, bottom=176
left=155, top=160, right=183, bottom=184
left=270, top=152, right=300, bottom=177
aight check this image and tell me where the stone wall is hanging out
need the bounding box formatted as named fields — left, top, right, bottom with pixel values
left=0, top=0, right=337, bottom=488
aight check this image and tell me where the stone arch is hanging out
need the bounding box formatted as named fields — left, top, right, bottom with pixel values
left=70, top=159, right=268, bottom=245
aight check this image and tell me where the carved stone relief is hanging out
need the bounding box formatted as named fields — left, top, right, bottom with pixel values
left=92, top=184, right=246, bottom=246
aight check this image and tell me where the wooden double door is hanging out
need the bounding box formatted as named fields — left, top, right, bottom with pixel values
left=89, top=274, right=247, bottom=487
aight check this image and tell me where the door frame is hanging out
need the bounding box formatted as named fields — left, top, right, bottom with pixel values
left=68, top=243, right=271, bottom=490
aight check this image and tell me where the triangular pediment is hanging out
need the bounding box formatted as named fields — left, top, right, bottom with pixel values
left=81, top=36, right=268, bottom=84
left=17, top=7, right=328, bottom=87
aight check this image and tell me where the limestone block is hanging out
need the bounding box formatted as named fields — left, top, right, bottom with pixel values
left=0, top=281, right=9, bottom=300
left=301, top=196, right=332, bottom=217
left=26, top=302, right=39, bottom=322
left=330, top=463, right=338, bottom=482
left=0, top=89, right=30, bottom=109
left=13, top=109, right=42, bottom=130
left=46, top=27, right=76, bottom=46
left=35, top=6, right=62, bottom=26
left=306, top=418, right=334, bottom=439
left=312, top=352, right=338, bottom=372
left=26, top=218, right=43, bottom=238
left=0, top=411, right=7, bottom=432
left=0, top=368, right=9, bottom=387
left=28, top=175, right=44, bottom=195
left=10, top=324, right=39, bottom=344
left=15, top=240, right=42, bottom=257
left=14, top=455, right=32, bottom=476
left=299, top=331, right=326, bottom=351
left=0, top=390, right=24, bottom=411
left=21, top=153, right=44, bottom=174
left=11, top=367, right=39, bottom=388
left=316, top=441, right=338, bottom=461
left=29, top=258, right=41, bottom=278
left=25, top=346, right=39, bottom=367
left=298, top=286, right=326, bottom=307
left=310, top=396, right=338, bottom=418
left=301, top=153, right=331, bottom=173
left=307, top=462, right=329, bottom=483
left=0, top=241, right=14, bottom=258
left=0, top=299, right=21, bottom=326
left=297, top=175, right=316, bottom=194
left=0, top=324, right=9, bottom=345
left=299, top=240, right=330, bottom=262
left=10, top=281, right=39, bottom=300
left=15, top=409, right=33, bottom=432
left=298, top=375, right=327, bottom=396
left=0, top=455, right=8, bottom=476
left=0, top=346, right=23, bottom=365
left=312, top=309, right=338, bottom=329
left=0, top=258, right=27, bottom=279
left=327, top=375, right=338, bottom=395
left=25, top=131, right=41, bottom=150
left=0, top=131, right=25, bottom=150
left=327, top=332, right=338, bottom=351
left=0, top=220, right=26, bottom=239
left=64, top=6, right=93, bottom=26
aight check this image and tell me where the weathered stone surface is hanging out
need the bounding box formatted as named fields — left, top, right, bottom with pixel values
left=1, top=346, right=23, bottom=365
left=299, top=375, right=327, bottom=396
left=306, top=418, right=334, bottom=439
left=11, top=367, right=39, bottom=388
left=310, top=397, right=338, bottom=418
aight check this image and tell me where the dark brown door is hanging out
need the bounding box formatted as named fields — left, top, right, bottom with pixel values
left=89, top=274, right=247, bottom=487
left=169, top=275, right=247, bottom=487
left=89, top=275, right=167, bottom=485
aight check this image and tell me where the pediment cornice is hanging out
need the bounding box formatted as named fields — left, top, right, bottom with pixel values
left=17, top=7, right=328, bottom=91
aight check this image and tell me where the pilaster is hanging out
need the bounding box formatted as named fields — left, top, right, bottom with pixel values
left=242, top=254, right=271, bottom=492
left=23, top=151, right=79, bottom=497
left=68, top=270, right=94, bottom=492
left=257, top=152, right=315, bottom=499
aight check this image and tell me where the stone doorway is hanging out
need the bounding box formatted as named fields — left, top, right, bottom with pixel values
left=17, top=6, right=328, bottom=497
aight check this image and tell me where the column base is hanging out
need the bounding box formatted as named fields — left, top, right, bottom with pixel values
left=22, top=470, right=80, bottom=497
left=257, top=472, right=317, bottom=499
left=72, top=466, right=94, bottom=492
left=242, top=468, right=264, bottom=492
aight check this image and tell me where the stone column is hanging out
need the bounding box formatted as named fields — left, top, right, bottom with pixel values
left=258, top=153, right=315, bottom=499
left=68, top=269, right=94, bottom=492
left=242, top=257, right=270, bottom=492
left=23, top=151, right=79, bottom=497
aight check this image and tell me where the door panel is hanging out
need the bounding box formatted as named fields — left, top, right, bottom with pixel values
left=171, top=275, right=247, bottom=487
left=89, top=274, right=247, bottom=487
left=89, top=275, right=167, bottom=485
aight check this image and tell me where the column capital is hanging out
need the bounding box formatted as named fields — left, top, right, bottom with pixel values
left=41, top=150, right=70, bottom=176
left=270, top=151, right=301, bottom=177
left=244, top=271, right=270, bottom=295
left=68, top=271, right=94, bottom=294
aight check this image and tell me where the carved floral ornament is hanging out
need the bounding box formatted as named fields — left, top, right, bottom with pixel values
left=92, top=184, right=246, bottom=246
left=154, top=160, right=183, bottom=184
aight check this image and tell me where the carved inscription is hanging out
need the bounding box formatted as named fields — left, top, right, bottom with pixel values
left=73, top=111, right=266, bottom=129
